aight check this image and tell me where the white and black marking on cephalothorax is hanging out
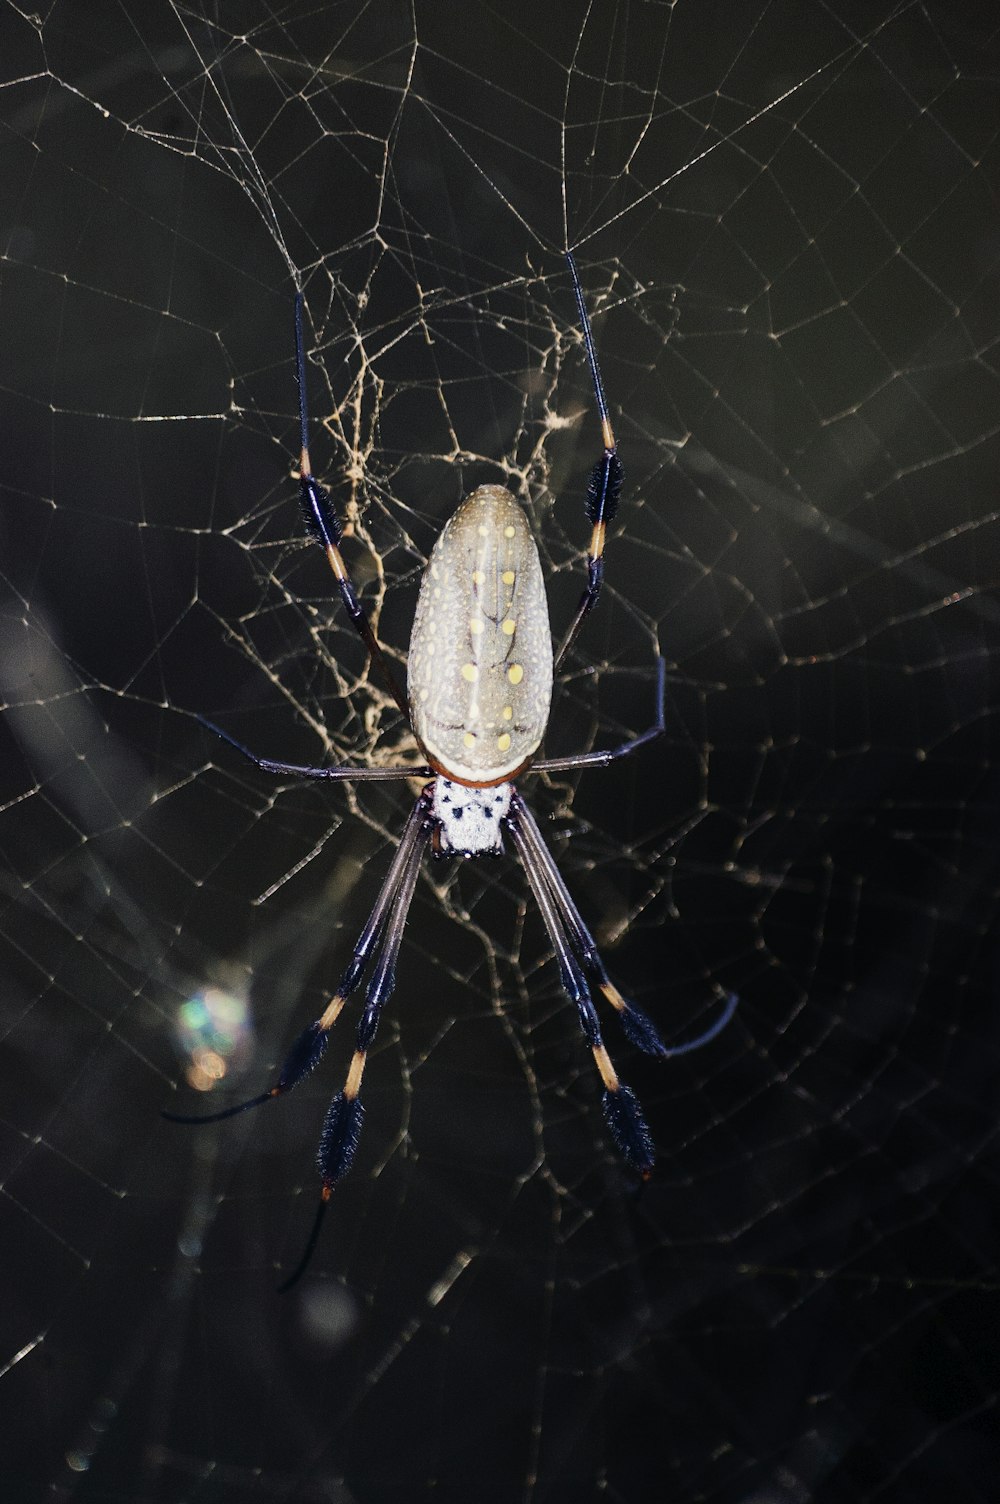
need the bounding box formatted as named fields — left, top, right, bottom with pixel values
left=431, top=777, right=511, bottom=857
left=166, top=253, right=738, bottom=1291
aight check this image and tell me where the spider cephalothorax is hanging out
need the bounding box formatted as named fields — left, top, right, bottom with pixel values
left=431, top=778, right=511, bottom=857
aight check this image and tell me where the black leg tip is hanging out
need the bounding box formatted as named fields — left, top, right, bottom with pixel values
left=602, top=1084, right=655, bottom=1175
left=317, top=1091, right=365, bottom=1186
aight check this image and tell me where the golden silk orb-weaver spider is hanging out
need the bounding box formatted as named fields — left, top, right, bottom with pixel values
left=164, top=254, right=738, bottom=1288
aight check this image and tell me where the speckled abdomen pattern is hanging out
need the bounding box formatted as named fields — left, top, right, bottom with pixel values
left=408, top=485, right=553, bottom=784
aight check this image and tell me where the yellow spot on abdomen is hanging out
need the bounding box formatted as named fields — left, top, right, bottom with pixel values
left=470, top=618, right=484, bottom=635
left=497, top=733, right=511, bottom=753
left=504, top=525, right=515, bottom=537
left=463, top=732, right=476, bottom=748
left=501, top=570, right=515, bottom=585
left=472, top=570, right=485, bottom=585
left=502, top=705, right=513, bottom=719
left=502, top=619, right=516, bottom=636
left=461, top=663, right=478, bottom=683
left=508, top=664, right=523, bottom=685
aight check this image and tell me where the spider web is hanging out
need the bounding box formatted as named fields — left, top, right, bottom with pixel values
left=2, top=2, right=999, bottom=1499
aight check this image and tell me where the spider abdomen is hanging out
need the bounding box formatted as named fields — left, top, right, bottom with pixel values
left=408, top=485, right=553, bottom=785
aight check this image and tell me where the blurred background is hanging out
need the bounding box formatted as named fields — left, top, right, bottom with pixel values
left=1, top=2, right=998, bottom=1499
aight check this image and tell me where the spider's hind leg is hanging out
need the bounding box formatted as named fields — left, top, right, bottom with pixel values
left=293, top=293, right=410, bottom=723
left=554, top=252, right=625, bottom=672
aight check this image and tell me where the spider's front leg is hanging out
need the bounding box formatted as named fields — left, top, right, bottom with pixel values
left=505, top=792, right=737, bottom=1177
left=510, top=790, right=737, bottom=1059
left=163, top=791, right=433, bottom=1129
left=505, top=805, right=654, bottom=1176
left=278, top=799, right=432, bottom=1289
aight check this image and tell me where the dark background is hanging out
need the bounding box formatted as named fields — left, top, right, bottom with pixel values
left=2, top=3, right=999, bottom=1500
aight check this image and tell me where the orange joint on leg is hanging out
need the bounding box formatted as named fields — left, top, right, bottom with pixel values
left=589, top=521, right=607, bottom=560
left=592, top=1043, right=619, bottom=1093
left=599, top=982, right=626, bottom=1015
left=344, top=1050, right=366, bottom=1100
left=326, top=544, right=349, bottom=582
left=319, top=994, right=347, bottom=1031
left=601, top=418, right=616, bottom=452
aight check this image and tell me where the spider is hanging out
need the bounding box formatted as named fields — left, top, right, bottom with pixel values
left=165, top=254, right=737, bottom=1288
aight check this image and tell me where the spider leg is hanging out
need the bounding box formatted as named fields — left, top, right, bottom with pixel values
left=553, top=252, right=624, bottom=673
left=533, top=658, right=666, bottom=774
left=509, top=789, right=737, bottom=1058
left=279, top=808, right=431, bottom=1290
left=294, top=294, right=411, bottom=724
left=196, top=713, right=430, bottom=782
left=505, top=807, right=654, bottom=1176
left=163, top=789, right=434, bottom=1128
